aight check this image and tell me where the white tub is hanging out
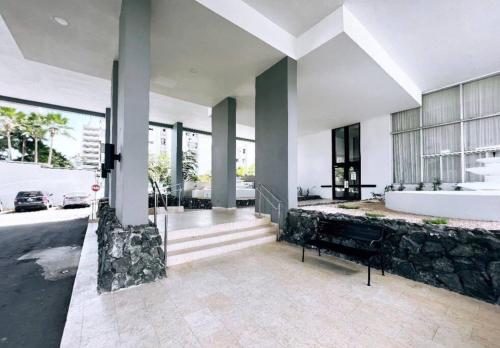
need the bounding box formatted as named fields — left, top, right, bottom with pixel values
left=385, top=191, right=500, bottom=222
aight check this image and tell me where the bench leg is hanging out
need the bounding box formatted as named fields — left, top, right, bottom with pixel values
left=302, top=246, right=305, bottom=262
left=381, top=252, right=385, bottom=276
left=367, top=262, right=371, bottom=286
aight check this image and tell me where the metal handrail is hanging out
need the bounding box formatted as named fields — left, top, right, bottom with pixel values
left=149, top=178, right=168, bottom=268
left=256, top=183, right=283, bottom=241
left=166, top=183, right=183, bottom=207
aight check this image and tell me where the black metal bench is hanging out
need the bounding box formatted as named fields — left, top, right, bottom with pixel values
left=301, top=220, right=385, bottom=286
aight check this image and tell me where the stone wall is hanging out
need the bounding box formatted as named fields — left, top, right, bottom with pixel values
left=284, top=209, right=500, bottom=304
left=96, top=205, right=166, bottom=292
left=147, top=194, right=255, bottom=210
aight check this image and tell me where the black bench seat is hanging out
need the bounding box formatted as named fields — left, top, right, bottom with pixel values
left=301, top=219, right=385, bottom=286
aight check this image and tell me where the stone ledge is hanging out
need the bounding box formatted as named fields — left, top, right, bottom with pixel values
left=284, top=208, right=500, bottom=304
left=96, top=205, right=166, bottom=292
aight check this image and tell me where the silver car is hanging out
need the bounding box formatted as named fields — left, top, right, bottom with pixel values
left=62, top=192, right=90, bottom=208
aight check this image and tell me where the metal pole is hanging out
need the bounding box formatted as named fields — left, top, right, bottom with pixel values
left=258, top=185, right=262, bottom=217
left=277, top=202, right=281, bottom=241
left=153, top=186, right=157, bottom=226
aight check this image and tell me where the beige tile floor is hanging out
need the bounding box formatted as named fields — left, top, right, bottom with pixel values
left=62, top=223, right=500, bottom=348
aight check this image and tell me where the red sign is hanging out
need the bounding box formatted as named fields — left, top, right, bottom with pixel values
left=91, top=184, right=101, bottom=192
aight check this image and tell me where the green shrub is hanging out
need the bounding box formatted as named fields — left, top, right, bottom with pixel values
left=338, top=203, right=360, bottom=209
left=365, top=211, right=385, bottom=218
left=423, top=217, right=448, bottom=225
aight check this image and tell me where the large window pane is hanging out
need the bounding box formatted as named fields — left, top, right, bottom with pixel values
left=422, top=86, right=460, bottom=126
left=334, top=128, right=345, bottom=163
left=441, top=155, right=461, bottom=183
left=392, top=107, right=420, bottom=132
left=463, top=74, right=500, bottom=119
left=423, top=155, right=460, bottom=183
left=464, top=116, right=500, bottom=151
left=423, top=124, right=461, bottom=155
left=465, top=153, right=487, bottom=183
left=0, top=100, right=104, bottom=169
left=423, top=157, right=439, bottom=183
left=393, top=131, right=420, bottom=183
left=348, top=124, right=360, bottom=162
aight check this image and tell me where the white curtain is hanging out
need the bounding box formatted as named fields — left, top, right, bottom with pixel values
left=464, top=116, right=500, bottom=151
left=463, top=74, right=500, bottom=118
left=423, top=124, right=461, bottom=155
left=422, top=86, right=460, bottom=126
left=392, top=107, right=420, bottom=132
left=393, top=130, right=420, bottom=184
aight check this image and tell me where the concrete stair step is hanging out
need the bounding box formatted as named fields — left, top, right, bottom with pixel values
left=167, top=214, right=271, bottom=240
left=166, top=231, right=276, bottom=266
left=167, top=225, right=277, bottom=252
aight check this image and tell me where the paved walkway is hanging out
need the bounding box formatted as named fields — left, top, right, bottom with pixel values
left=62, top=223, right=500, bottom=348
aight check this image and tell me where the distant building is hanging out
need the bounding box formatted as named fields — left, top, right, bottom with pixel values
left=149, top=127, right=170, bottom=158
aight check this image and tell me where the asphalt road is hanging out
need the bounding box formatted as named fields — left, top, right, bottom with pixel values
left=0, top=213, right=88, bottom=348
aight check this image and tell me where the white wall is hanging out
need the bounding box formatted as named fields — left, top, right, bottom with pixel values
left=297, top=129, right=332, bottom=198
left=297, top=114, right=392, bottom=200
left=360, top=114, right=392, bottom=199
left=0, top=161, right=102, bottom=209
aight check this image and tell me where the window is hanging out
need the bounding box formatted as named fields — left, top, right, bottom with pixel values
left=392, top=74, right=500, bottom=184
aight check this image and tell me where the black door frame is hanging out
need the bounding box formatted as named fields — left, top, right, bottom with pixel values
left=331, top=123, right=361, bottom=200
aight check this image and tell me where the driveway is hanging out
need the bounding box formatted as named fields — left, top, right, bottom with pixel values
left=0, top=209, right=89, bottom=348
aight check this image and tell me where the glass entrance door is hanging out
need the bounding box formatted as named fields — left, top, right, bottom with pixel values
left=332, top=123, right=361, bottom=200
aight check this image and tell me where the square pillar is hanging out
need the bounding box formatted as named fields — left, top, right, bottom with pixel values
left=115, top=0, right=151, bottom=226
left=110, top=60, right=118, bottom=208
left=255, top=57, right=298, bottom=221
left=211, top=97, right=236, bottom=208
left=171, top=122, right=183, bottom=199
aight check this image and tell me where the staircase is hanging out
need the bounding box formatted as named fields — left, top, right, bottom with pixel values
left=166, top=215, right=277, bottom=266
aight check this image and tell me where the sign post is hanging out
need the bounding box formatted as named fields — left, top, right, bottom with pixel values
left=91, top=184, right=100, bottom=219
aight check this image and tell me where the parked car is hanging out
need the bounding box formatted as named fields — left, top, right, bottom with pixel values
left=14, top=191, right=52, bottom=212
left=62, top=192, right=90, bottom=209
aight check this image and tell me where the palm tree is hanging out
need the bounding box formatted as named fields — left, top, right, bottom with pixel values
left=0, top=106, right=18, bottom=160
left=46, top=113, right=72, bottom=166
left=15, top=112, right=29, bottom=161
left=28, top=112, right=47, bottom=164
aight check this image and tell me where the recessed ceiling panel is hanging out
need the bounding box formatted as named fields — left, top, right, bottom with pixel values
left=298, top=32, right=418, bottom=135
left=241, top=0, right=343, bottom=36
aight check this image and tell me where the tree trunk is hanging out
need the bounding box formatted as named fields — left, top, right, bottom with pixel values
left=34, top=137, right=38, bottom=163
left=6, top=130, right=12, bottom=160
left=21, top=138, right=26, bottom=162
left=48, top=134, right=54, bottom=166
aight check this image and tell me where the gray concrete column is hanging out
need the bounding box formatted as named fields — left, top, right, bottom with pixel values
left=115, top=0, right=150, bottom=226
left=255, top=57, right=298, bottom=221
left=110, top=60, right=118, bottom=208
left=211, top=97, right=236, bottom=208
left=104, top=107, right=111, bottom=197
left=171, top=122, right=183, bottom=199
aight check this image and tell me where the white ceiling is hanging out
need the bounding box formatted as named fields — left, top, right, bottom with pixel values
left=298, top=32, right=418, bottom=134
left=345, top=0, right=500, bottom=92
left=240, top=0, right=343, bottom=37
left=150, top=0, right=284, bottom=106
left=1, top=0, right=500, bottom=137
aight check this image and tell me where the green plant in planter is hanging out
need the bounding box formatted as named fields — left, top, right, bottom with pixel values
left=365, top=211, right=385, bottom=218
left=416, top=182, right=424, bottom=191
left=432, top=177, right=442, bottom=191
left=423, top=217, right=448, bottom=225
left=384, top=184, right=394, bottom=192
left=397, top=181, right=405, bottom=191
left=338, top=203, right=360, bottom=209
